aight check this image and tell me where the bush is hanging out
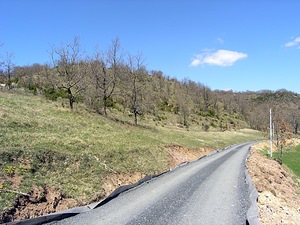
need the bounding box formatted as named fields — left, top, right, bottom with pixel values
left=106, top=96, right=115, bottom=107
left=153, top=114, right=167, bottom=122
left=208, top=109, right=216, bottom=117
left=204, top=124, right=210, bottom=131
left=28, top=84, right=38, bottom=95
left=44, top=88, right=67, bottom=101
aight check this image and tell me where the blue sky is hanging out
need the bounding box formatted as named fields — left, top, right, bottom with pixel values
left=1, top=0, right=300, bottom=93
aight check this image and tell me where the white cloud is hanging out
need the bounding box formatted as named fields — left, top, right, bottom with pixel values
left=284, top=36, right=300, bottom=47
left=190, top=59, right=201, bottom=67
left=190, top=49, right=248, bottom=67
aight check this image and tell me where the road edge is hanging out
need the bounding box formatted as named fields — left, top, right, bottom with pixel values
left=7, top=143, right=259, bottom=225
left=245, top=145, right=260, bottom=225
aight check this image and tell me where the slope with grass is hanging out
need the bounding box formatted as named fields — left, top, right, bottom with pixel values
left=282, top=144, right=300, bottom=177
left=259, top=140, right=300, bottom=178
left=0, top=91, right=263, bottom=222
left=248, top=142, right=300, bottom=224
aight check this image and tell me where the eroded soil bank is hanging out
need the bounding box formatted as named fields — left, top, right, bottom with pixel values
left=247, top=142, right=300, bottom=225
left=0, top=145, right=211, bottom=223
left=2, top=143, right=300, bottom=224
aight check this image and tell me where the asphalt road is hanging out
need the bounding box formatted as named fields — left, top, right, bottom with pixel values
left=50, top=142, right=254, bottom=225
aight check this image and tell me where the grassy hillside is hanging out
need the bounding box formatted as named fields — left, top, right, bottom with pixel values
left=258, top=142, right=300, bottom=182
left=284, top=145, right=300, bottom=177
left=271, top=145, right=300, bottom=177
left=0, top=91, right=263, bottom=212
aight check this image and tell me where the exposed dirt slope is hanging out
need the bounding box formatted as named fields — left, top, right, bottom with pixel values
left=101, top=145, right=213, bottom=196
left=0, top=184, right=78, bottom=222
left=247, top=142, right=300, bottom=225
left=5, top=143, right=300, bottom=224
left=166, top=145, right=214, bottom=168
left=1, top=145, right=210, bottom=223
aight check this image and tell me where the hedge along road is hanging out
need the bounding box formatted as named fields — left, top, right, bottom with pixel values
left=50, top=143, right=254, bottom=225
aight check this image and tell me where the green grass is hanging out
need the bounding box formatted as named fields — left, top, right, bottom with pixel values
left=261, top=144, right=300, bottom=178
left=281, top=145, right=300, bottom=177
left=0, top=90, right=264, bottom=211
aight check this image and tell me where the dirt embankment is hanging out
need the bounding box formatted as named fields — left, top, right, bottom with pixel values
left=99, top=145, right=214, bottom=197
left=247, top=142, right=300, bottom=225
left=4, top=143, right=300, bottom=224
left=0, top=183, right=78, bottom=222
left=1, top=145, right=211, bottom=223
left=166, top=145, right=214, bottom=168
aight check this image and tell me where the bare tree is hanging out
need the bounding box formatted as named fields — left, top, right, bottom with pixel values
left=146, top=70, right=168, bottom=116
left=177, top=78, right=193, bottom=127
left=89, top=38, right=122, bottom=116
left=288, top=108, right=300, bottom=134
left=2, top=52, right=15, bottom=89
left=126, top=53, right=147, bottom=126
left=273, top=118, right=290, bottom=164
left=198, top=84, right=212, bottom=112
left=51, top=37, right=87, bottom=110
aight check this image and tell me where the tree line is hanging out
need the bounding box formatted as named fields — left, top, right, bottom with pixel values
left=1, top=37, right=300, bottom=133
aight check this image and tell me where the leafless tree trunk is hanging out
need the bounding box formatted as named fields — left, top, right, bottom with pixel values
left=177, top=78, right=192, bottom=127
left=51, top=37, right=87, bottom=110
left=199, top=84, right=212, bottom=112
left=126, top=53, right=147, bottom=126
left=89, top=38, right=122, bottom=116
left=2, top=52, right=15, bottom=90
left=289, top=110, right=299, bottom=134
left=276, top=119, right=289, bottom=164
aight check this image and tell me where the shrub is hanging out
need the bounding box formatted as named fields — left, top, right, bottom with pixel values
left=44, top=88, right=67, bottom=101
left=28, top=84, right=38, bottom=95
left=3, top=166, right=15, bottom=177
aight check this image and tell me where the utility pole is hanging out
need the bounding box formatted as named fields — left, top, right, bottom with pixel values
left=270, top=108, right=273, bottom=157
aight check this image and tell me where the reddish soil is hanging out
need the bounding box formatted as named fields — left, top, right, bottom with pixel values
left=5, top=143, right=300, bottom=224
left=1, top=145, right=212, bottom=223
left=166, top=145, right=214, bottom=168
left=102, top=172, right=146, bottom=196
left=101, top=145, right=213, bottom=196
left=0, top=184, right=77, bottom=222
left=247, top=142, right=300, bottom=224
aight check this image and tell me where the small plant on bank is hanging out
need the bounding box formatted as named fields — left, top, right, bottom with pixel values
left=3, top=166, right=15, bottom=178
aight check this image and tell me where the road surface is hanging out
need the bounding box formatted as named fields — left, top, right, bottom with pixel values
left=50, top=142, right=254, bottom=225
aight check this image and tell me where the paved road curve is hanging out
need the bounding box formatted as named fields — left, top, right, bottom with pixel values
left=50, top=143, right=254, bottom=225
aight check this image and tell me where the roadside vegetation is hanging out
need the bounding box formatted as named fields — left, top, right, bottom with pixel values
left=283, top=145, right=300, bottom=177
left=1, top=36, right=299, bottom=221
left=259, top=142, right=300, bottom=183
left=248, top=142, right=300, bottom=225
left=0, top=90, right=263, bottom=215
